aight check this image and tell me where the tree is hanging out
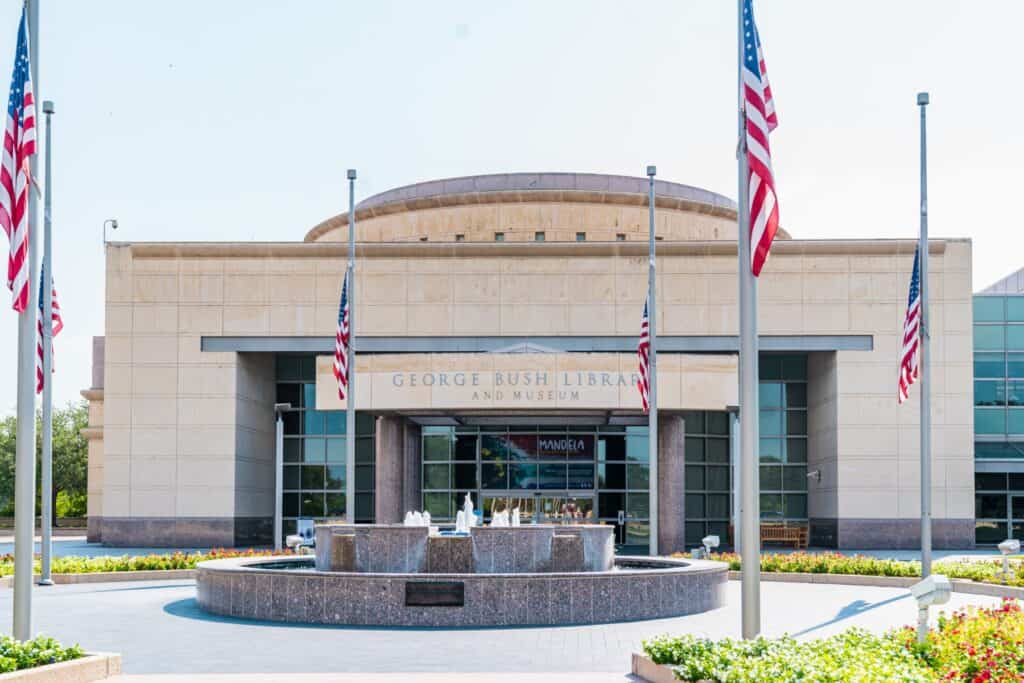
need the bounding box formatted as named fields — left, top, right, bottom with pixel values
left=0, top=401, right=89, bottom=518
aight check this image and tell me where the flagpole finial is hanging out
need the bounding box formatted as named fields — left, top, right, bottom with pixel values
left=917, top=92, right=929, bottom=106
left=347, top=169, right=357, bottom=180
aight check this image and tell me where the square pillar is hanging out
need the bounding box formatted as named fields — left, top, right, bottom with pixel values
left=657, top=414, right=686, bottom=554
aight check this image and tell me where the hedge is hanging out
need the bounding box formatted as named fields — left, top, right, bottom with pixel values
left=0, top=635, right=82, bottom=673
left=0, top=548, right=289, bottom=577
left=644, top=598, right=1024, bottom=682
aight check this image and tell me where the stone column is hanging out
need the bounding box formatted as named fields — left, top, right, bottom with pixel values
left=375, top=416, right=405, bottom=524
left=657, top=415, right=686, bottom=554
left=401, top=421, right=422, bottom=516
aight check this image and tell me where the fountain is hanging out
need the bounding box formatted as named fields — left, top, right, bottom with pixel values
left=195, top=509, right=727, bottom=627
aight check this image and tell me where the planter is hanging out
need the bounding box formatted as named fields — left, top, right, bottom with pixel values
left=0, top=653, right=119, bottom=682
left=2, top=570, right=196, bottom=589
left=632, top=653, right=709, bottom=683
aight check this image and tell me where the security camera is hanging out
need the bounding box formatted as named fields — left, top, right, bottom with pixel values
left=806, top=470, right=822, bottom=482
left=702, top=535, right=720, bottom=557
left=998, top=539, right=1020, bottom=556
left=110, top=219, right=118, bottom=230
left=911, top=574, right=951, bottom=608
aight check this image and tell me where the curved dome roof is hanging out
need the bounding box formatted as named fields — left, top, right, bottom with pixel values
left=304, top=172, right=788, bottom=243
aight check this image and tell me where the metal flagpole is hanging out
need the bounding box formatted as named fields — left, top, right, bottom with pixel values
left=917, top=92, right=932, bottom=578
left=737, top=0, right=761, bottom=639
left=647, top=165, right=658, bottom=557
left=345, top=169, right=357, bottom=524
left=13, top=0, right=41, bottom=640
left=39, top=99, right=54, bottom=586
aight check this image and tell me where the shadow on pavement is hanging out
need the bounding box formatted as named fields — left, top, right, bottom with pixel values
left=789, top=593, right=909, bottom=638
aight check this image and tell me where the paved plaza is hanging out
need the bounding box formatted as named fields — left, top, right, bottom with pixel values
left=0, top=578, right=1004, bottom=676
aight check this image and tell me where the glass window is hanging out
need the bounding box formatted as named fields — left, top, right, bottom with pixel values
left=276, top=356, right=302, bottom=381
left=303, top=438, right=325, bottom=463
left=355, top=438, right=375, bottom=464
left=975, top=472, right=1007, bottom=490
left=1013, top=496, right=1024, bottom=519
left=538, top=463, right=567, bottom=489
left=781, top=355, right=807, bottom=380
left=1008, top=381, right=1024, bottom=406
left=423, top=435, right=451, bottom=461
left=783, top=466, right=808, bottom=490
left=509, top=463, right=537, bottom=489
left=454, top=434, right=477, bottom=460
left=481, top=463, right=507, bottom=489
left=494, top=232, right=505, bottom=242
left=976, top=494, right=1008, bottom=519
left=283, top=493, right=299, bottom=517
left=786, top=411, right=808, bottom=436
left=707, top=494, right=730, bottom=518
left=976, top=521, right=1009, bottom=545
left=300, top=492, right=324, bottom=517
left=575, top=232, right=586, bottom=242
left=1009, top=297, right=1024, bottom=322
left=975, top=325, right=1005, bottom=351
left=1009, top=326, right=1024, bottom=350
left=598, top=462, right=626, bottom=489
left=568, top=463, right=593, bottom=489
left=626, top=493, right=649, bottom=518
left=759, top=357, right=783, bottom=381
left=454, top=463, right=476, bottom=489
left=598, top=493, right=624, bottom=518
left=976, top=353, right=1006, bottom=378
left=682, top=411, right=705, bottom=433
left=707, top=412, right=730, bottom=435
left=1010, top=354, right=1024, bottom=378
left=534, top=231, right=545, bottom=241
left=326, top=465, right=345, bottom=490
left=760, top=382, right=782, bottom=408
left=424, top=492, right=449, bottom=518
left=759, top=438, right=783, bottom=463
left=784, top=494, right=807, bottom=519
left=326, top=439, right=345, bottom=462
left=302, top=384, right=317, bottom=412
left=976, top=443, right=1024, bottom=460
left=480, top=435, right=509, bottom=460
left=686, top=438, right=705, bottom=462
left=301, top=465, right=324, bottom=489
left=760, top=410, right=783, bottom=436
left=325, top=493, right=346, bottom=516
left=975, top=296, right=1005, bottom=322
left=760, top=465, right=782, bottom=490
left=283, top=439, right=301, bottom=463
left=1009, top=408, right=1024, bottom=434
left=283, top=466, right=300, bottom=489
left=976, top=408, right=1007, bottom=435
left=760, top=494, right=783, bottom=518
left=423, top=464, right=450, bottom=490
left=786, top=439, right=808, bottom=463
left=627, top=464, right=650, bottom=489
left=785, top=383, right=808, bottom=408
left=685, top=465, right=705, bottom=490
left=707, top=439, right=729, bottom=463
left=276, top=383, right=301, bottom=407
left=686, top=495, right=704, bottom=518
left=706, top=466, right=729, bottom=491
left=975, top=381, right=1006, bottom=406
left=625, top=435, right=649, bottom=462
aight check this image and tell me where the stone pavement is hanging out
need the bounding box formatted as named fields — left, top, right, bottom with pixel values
left=0, top=578, right=1007, bottom=676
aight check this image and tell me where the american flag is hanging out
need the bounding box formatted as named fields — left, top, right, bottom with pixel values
left=637, top=297, right=650, bottom=414
left=741, top=0, right=779, bottom=277
left=898, top=247, right=921, bottom=404
left=1, top=7, right=35, bottom=312
left=332, top=269, right=350, bottom=400
left=35, top=265, right=62, bottom=394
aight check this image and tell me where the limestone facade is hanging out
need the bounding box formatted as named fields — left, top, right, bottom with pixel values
left=81, top=173, right=975, bottom=548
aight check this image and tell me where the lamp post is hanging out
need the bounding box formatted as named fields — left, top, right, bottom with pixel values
left=102, top=218, right=117, bottom=244
left=273, top=402, right=292, bottom=551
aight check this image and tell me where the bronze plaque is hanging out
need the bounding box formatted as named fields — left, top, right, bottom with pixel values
left=405, top=581, right=465, bottom=607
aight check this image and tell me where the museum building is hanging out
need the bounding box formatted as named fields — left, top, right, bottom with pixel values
left=79, top=172, right=976, bottom=551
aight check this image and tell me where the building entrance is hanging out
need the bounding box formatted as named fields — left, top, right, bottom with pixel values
left=481, top=493, right=595, bottom=525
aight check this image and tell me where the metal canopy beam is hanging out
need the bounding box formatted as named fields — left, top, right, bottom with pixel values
left=202, top=334, right=872, bottom=354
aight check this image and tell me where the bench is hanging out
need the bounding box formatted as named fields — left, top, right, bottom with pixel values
left=760, top=523, right=809, bottom=549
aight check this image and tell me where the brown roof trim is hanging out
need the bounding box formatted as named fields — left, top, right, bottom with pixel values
left=122, top=238, right=951, bottom=260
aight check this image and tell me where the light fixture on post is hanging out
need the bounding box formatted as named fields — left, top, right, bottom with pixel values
left=273, top=402, right=292, bottom=551
left=910, top=574, right=951, bottom=644
left=998, top=539, right=1020, bottom=583
left=103, top=218, right=118, bottom=244
left=702, top=535, right=720, bottom=559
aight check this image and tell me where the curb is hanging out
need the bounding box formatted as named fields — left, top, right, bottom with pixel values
left=1, top=570, right=196, bottom=588
left=0, top=652, right=120, bottom=682
left=725, top=570, right=1024, bottom=598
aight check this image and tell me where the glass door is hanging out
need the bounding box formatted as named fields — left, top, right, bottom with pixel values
left=482, top=492, right=594, bottom=524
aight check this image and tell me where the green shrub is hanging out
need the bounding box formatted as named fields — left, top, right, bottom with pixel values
left=890, top=598, right=1024, bottom=682
left=679, top=551, right=1024, bottom=588
left=0, top=635, right=83, bottom=672
left=643, top=629, right=934, bottom=682
left=0, top=547, right=291, bottom=577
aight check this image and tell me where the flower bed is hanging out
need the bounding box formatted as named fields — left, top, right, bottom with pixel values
left=0, top=548, right=289, bottom=577
left=677, top=552, right=1024, bottom=588
left=642, top=598, right=1024, bottom=682
left=0, top=635, right=82, bottom=673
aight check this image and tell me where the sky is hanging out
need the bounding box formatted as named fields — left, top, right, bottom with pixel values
left=0, top=0, right=1019, bottom=412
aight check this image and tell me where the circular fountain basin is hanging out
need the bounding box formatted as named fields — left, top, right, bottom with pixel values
left=195, top=553, right=727, bottom=627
